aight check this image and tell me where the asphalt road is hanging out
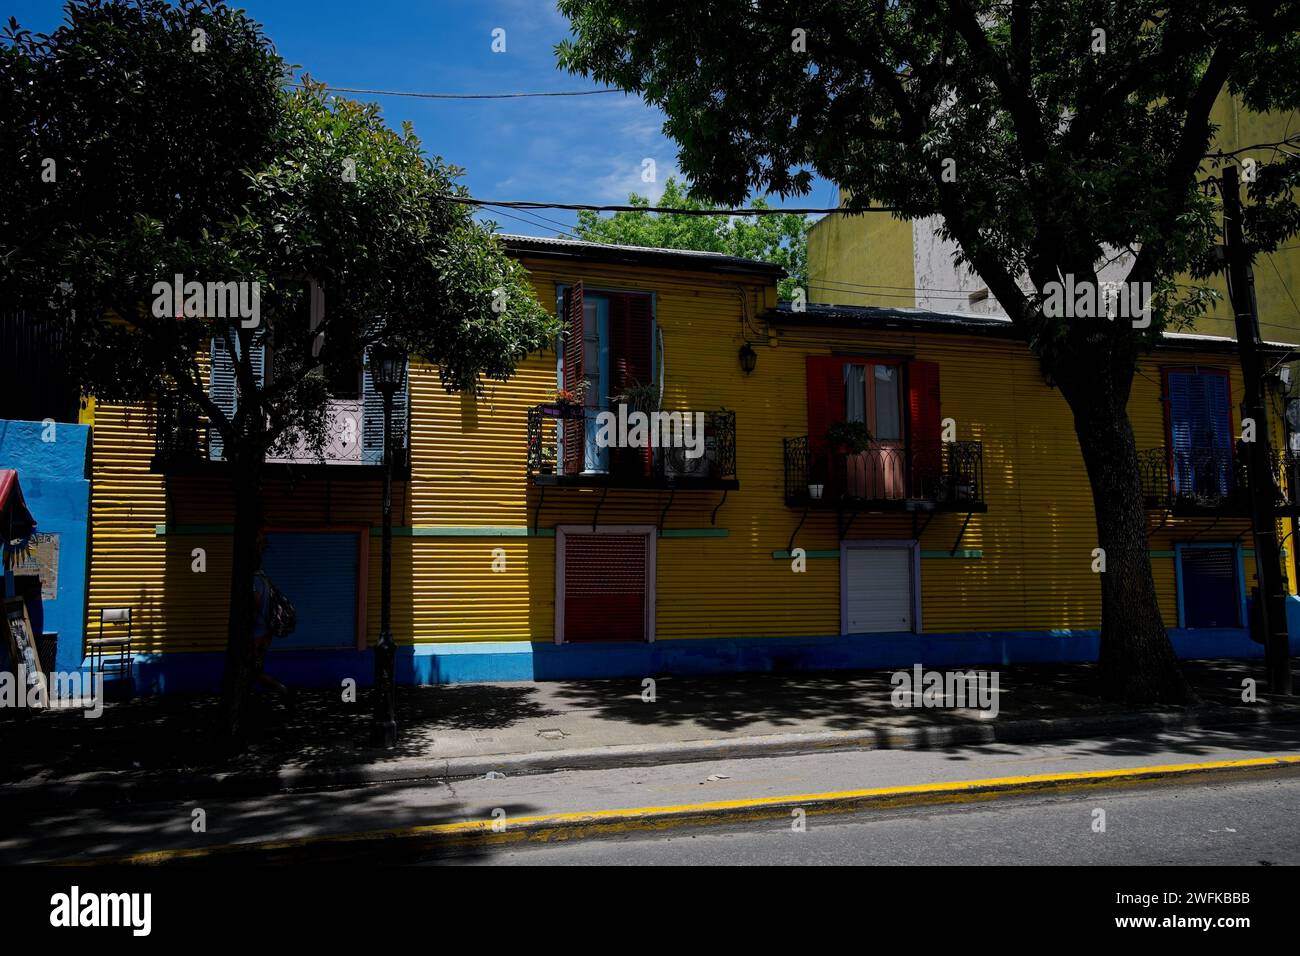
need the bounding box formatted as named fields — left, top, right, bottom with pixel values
left=454, top=768, right=1300, bottom=866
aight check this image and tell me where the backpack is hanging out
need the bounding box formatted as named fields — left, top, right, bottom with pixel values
left=258, top=571, right=297, bottom=639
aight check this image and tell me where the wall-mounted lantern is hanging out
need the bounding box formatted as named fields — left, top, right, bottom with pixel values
left=738, top=342, right=758, bottom=375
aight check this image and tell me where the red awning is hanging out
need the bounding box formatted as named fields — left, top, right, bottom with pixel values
left=0, top=469, right=37, bottom=541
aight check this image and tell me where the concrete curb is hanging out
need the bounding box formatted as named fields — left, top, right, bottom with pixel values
left=7, top=702, right=1300, bottom=812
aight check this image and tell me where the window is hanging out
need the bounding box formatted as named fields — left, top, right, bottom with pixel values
left=556, top=526, right=656, bottom=643
left=1176, top=544, right=1243, bottom=628
left=841, top=541, right=919, bottom=634
left=558, top=283, right=656, bottom=476
left=1164, top=368, right=1233, bottom=500
left=261, top=530, right=364, bottom=648
left=805, top=356, right=942, bottom=499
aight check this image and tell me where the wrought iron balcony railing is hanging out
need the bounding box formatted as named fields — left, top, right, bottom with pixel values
left=1138, top=446, right=1300, bottom=512
left=151, top=390, right=407, bottom=473
left=783, top=437, right=984, bottom=509
left=526, top=404, right=737, bottom=487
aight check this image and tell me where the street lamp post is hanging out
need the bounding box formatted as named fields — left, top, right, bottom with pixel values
left=370, top=344, right=406, bottom=747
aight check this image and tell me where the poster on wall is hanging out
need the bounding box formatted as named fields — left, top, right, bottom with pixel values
left=13, top=531, right=59, bottom=600
left=4, top=596, right=48, bottom=709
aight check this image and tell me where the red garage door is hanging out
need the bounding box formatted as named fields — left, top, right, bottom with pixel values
left=561, top=530, right=651, bottom=642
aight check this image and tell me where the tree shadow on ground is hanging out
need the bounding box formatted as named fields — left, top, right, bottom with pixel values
left=541, top=658, right=1298, bottom=735
left=540, top=662, right=1125, bottom=733
left=1, top=657, right=1294, bottom=789
left=0, top=681, right=559, bottom=783
left=0, top=777, right=539, bottom=865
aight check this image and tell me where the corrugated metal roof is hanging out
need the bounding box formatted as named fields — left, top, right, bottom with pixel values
left=499, top=233, right=786, bottom=277
left=767, top=302, right=1292, bottom=354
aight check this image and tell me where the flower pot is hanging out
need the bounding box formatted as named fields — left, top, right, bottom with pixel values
left=808, top=483, right=825, bottom=500
left=543, top=403, right=585, bottom=420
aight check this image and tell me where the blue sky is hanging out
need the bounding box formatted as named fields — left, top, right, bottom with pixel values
left=10, top=0, right=835, bottom=237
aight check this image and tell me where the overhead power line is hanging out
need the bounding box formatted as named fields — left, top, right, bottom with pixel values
left=291, top=83, right=622, bottom=100
left=451, top=196, right=894, bottom=216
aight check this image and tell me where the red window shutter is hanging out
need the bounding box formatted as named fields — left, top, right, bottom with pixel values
left=805, top=355, right=846, bottom=495
left=906, top=360, right=943, bottom=491
left=806, top=355, right=846, bottom=447
left=610, top=292, right=654, bottom=390
left=562, top=282, right=585, bottom=475
left=563, top=533, right=648, bottom=642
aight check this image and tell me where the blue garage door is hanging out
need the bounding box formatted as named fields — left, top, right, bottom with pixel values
left=1180, top=546, right=1241, bottom=628
left=261, top=532, right=359, bottom=649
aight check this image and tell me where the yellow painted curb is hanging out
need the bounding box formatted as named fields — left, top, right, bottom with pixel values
left=94, top=753, right=1300, bottom=865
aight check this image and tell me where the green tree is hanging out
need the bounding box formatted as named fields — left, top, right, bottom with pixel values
left=573, top=177, right=809, bottom=298
left=558, top=0, right=1300, bottom=704
left=4, top=1, right=555, bottom=739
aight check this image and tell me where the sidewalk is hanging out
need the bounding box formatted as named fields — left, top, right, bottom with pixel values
left=2, top=658, right=1298, bottom=809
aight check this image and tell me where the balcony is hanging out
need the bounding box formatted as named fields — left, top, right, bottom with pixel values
left=1139, top=447, right=1300, bottom=515
left=526, top=404, right=737, bottom=489
left=783, top=437, right=986, bottom=512
left=151, top=390, right=408, bottom=476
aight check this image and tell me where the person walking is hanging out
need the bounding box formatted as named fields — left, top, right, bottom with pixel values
left=251, top=532, right=295, bottom=710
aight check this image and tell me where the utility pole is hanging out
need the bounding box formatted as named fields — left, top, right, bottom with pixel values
left=1222, top=165, right=1293, bottom=696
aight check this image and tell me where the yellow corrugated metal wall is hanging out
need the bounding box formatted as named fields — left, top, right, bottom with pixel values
left=85, top=257, right=1289, bottom=655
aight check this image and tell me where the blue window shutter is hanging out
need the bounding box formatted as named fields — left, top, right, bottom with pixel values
left=362, top=348, right=409, bottom=464
left=261, top=531, right=359, bottom=648
left=208, top=334, right=267, bottom=461
left=1168, top=370, right=1231, bottom=497
left=1180, top=547, right=1241, bottom=627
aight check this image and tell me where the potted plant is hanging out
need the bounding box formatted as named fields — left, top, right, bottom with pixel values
left=827, top=421, right=873, bottom=498
left=826, top=420, right=873, bottom=455
left=539, top=445, right=557, bottom=475
left=543, top=382, right=587, bottom=419
left=611, top=381, right=661, bottom=478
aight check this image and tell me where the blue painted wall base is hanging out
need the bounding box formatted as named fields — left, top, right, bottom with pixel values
left=0, top=419, right=92, bottom=675
left=104, top=605, right=1300, bottom=695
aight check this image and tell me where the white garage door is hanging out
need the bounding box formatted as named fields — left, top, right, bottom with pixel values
left=843, top=546, right=915, bottom=633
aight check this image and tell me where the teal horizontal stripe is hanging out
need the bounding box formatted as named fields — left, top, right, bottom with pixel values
left=769, top=549, right=985, bottom=560
left=1151, top=549, right=1287, bottom=558
left=383, top=526, right=555, bottom=538
left=157, top=524, right=727, bottom=539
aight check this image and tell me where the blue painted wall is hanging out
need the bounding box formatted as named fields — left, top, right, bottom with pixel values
left=0, top=419, right=91, bottom=674
left=119, top=621, right=1299, bottom=694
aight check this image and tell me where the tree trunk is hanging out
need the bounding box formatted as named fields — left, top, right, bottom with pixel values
left=219, top=452, right=264, bottom=745
left=1058, top=358, right=1193, bottom=705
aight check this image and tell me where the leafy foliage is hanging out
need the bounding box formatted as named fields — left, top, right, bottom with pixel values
left=557, top=1, right=1300, bottom=381
left=3, top=0, right=558, bottom=736
left=556, top=0, right=1300, bottom=703
left=3, top=1, right=556, bottom=464
left=572, top=177, right=809, bottom=298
